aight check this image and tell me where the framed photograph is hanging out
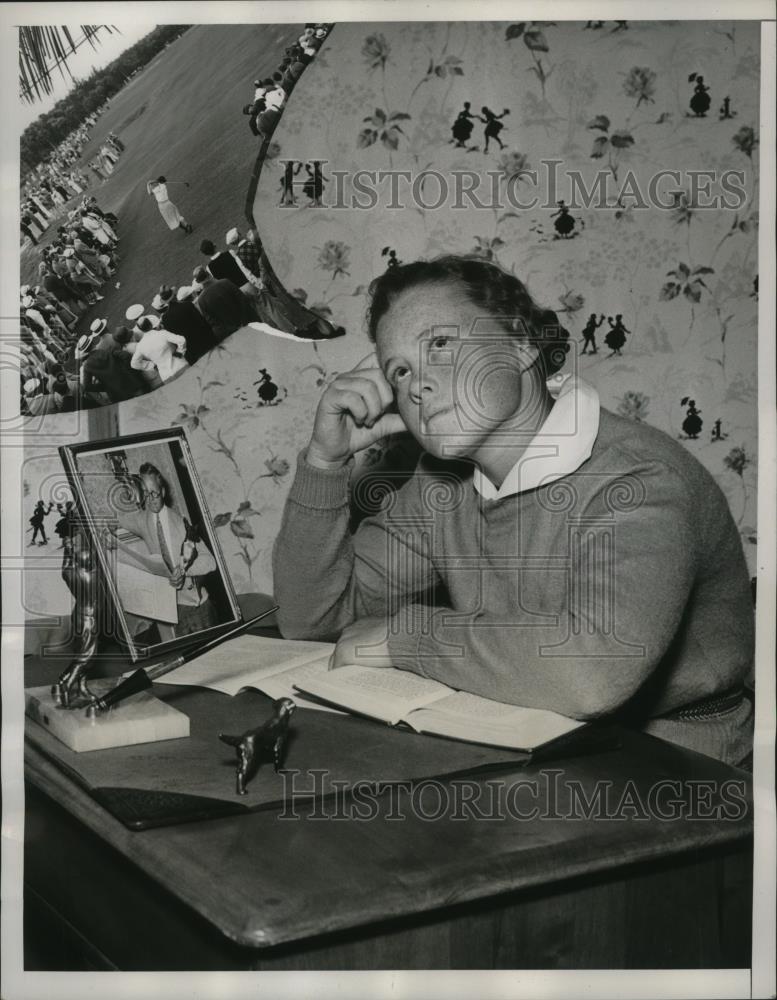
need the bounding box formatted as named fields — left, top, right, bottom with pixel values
left=59, top=427, right=242, bottom=662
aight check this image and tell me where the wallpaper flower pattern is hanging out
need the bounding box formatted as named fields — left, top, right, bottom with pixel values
left=22, top=20, right=761, bottom=619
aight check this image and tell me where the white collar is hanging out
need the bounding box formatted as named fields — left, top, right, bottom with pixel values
left=472, top=374, right=600, bottom=500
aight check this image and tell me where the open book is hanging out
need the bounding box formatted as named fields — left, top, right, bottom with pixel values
left=160, top=634, right=345, bottom=714
left=161, top=634, right=586, bottom=751
left=294, top=664, right=585, bottom=752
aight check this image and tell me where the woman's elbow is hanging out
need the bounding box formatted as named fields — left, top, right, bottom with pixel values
left=275, top=611, right=314, bottom=640
left=561, top=670, right=649, bottom=721
left=275, top=610, right=333, bottom=642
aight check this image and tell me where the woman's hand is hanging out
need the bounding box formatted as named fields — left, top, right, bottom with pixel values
left=329, top=617, right=394, bottom=670
left=306, top=353, right=407, bottom=469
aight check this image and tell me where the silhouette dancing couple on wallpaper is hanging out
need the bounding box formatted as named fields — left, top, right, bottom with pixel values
left=579, top=314, right=630, bottom=357
left=450, top=103, right=510, bottom=152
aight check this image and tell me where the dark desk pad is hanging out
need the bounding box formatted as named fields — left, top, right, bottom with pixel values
left=24, top=681, right=617, bottom=830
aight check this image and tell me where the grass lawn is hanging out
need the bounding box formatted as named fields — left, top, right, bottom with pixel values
left=21, top=23, right=301, bottom=343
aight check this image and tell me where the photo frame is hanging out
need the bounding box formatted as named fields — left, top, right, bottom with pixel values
left=59, top=427, right=242, bottom=662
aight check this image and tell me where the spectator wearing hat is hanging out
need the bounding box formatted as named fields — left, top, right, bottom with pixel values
left=125, top=316, right=163, bottom=390
left=191, top=266, right=213, bottom=294
left=125, top=303, right=145, bottom=326
left=280, top=56, right=305, bottom=91
left=253, top=79, right=270, bottom=105
left=131, top=317, right=189, bottom=384
left=73, top=236, right=114, bottom=280
left=34, top=285, right=77, bottom=329
left=225, top=227, right=260, bottom=280
left=29, top=192, right=53, bottom=222
left=61, top=247, right=104, bottom=303
left=152, top=285, right=217, bottom=364
left=79, top=320, right=147, bottom=404
left=21, top=316, right=58, bottom=369
left=49, top=365, right=79, bottom=413
left=225, top=227, right=271, bottom=317
left=46, top=259, right=90, bottom=310
left=21, top=211, right=43, bottom=245
left=80, top=209, right=117, bottom=247
left=22, top=378, right=57, bottom=417
left=150, top=285, right=176, bottom=313
left=22, top=298, right=67, bottom=356
left=297, top=27, right=317, bottom=60
left=256, top=82, right=287, bottom=137
left=45, top=359, right=79, bottom=393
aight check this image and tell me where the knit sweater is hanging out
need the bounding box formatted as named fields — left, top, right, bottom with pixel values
left=272, top=409, right=754, bottom=764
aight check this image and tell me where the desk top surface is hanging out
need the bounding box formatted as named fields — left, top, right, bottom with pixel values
left=24, top=652, right=753, bottom=950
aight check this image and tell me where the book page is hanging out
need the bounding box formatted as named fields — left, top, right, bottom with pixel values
left=294, top=664, right=452, bottom=726
left=252, top=657, right=346, bottom=714
left=407, top=691, right=583, bottom=750
left=114, top=560, right=178, bottom=624
left=117, top=542, right=168, bottom=577
left=163, top=634, right=335, bottom=696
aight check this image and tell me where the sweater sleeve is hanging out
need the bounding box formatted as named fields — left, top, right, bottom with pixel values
left=385, top=460, right=707, bottom=721
left=272, top=450, right=441, bottom=642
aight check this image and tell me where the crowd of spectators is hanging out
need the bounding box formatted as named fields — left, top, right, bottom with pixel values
left=20, top=23, right=341, bottom=416
left=242, top=23, right=331, bottom=139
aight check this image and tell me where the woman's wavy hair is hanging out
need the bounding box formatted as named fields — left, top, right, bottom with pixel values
left=366, top=255, right=570, bottom=378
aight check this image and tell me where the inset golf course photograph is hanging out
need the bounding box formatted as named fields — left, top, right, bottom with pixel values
left=19, top=21, right=340, bottom=416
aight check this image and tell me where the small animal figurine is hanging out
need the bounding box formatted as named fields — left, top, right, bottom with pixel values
left=219, top=697, right=297, bottom=795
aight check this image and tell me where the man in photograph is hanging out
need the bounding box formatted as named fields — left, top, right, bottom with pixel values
left=109, top=461, right=219, bottom=637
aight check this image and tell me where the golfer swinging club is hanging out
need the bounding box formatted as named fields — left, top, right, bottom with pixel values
left=146, top=176, right=193, bottom=234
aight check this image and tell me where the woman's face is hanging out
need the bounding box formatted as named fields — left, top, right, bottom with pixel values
left=374, top=281, right=537, bottom=461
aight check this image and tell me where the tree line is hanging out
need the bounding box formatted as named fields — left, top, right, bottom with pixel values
left=21, top=25, right=191, bottom=177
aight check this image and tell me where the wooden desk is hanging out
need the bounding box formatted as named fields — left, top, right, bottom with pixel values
left=24, top=655, right=753, bottom=971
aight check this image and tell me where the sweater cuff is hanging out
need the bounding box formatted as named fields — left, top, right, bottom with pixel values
left=287, top=448, right=354, bottom=510
left=387, top=604, right=432, bottom=674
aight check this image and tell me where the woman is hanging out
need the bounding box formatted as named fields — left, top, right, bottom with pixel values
left=146, top=176, right=193, bottom=234
left=60, top=249, right=104, bottom=304
left=272, top=255, right=754, bottom=767
left=72, top=235, right=113, bottom=280
left=451, top=102, right=476, bottom=147
left=79, top=209, right=117, bottom=247
left=256, top=83, right=286, bottom=138
left=29, top=191, right=53, bottom=221
left=89, top=158, right=106, bottom=183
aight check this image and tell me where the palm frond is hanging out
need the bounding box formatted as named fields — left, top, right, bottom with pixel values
left=19, top=25, right=117, bottom=103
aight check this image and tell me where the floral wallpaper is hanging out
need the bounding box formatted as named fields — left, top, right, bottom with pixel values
left=22, top=20, right=761, bottom=621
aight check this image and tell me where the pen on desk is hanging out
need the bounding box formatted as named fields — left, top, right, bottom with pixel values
left=85, top=606, right=280, bottom=718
